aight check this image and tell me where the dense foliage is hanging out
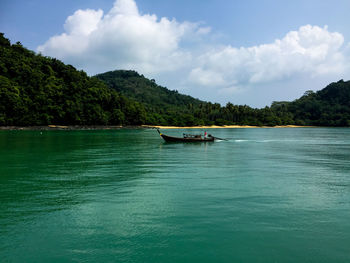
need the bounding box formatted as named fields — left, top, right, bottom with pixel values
left=96, top=70, right=202, bottom=109
left=96, top=71, right=350, bottom=127
left=1, top=33, right=349, bottom=127
left=96, top=70, right=206, bottom=125
left=0, top=33, right=146, bottom=126
left=96, top=70, right=296, bottom=126
left=278, top=80, right=350, bottom=126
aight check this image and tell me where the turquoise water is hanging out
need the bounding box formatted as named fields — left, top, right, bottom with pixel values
left=0, top=128, right=350, bottom=262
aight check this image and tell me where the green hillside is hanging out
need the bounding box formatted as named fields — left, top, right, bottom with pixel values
left=96, top=70, right=350, bottom=127
left=95, top=70, right=203, bottom=109
left=1, top=32, right=349, bottom=127
left=95, top=70, right=297, bottom=126
left=0, top=33, right=146, bottom=126
left=96, top=70, right=215, bottom=125
left=272, top=80, right=350, bottom=126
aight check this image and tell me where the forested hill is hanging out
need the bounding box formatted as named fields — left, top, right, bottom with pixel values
left=272, top=80, right=350, bottom=126
left=1, top=32, right=349, bottom=127
left=95, top=70, right=204, bottom=110
left=91, top=70, right=350, bottom=127
left=0, top=33, right=147, bottom=126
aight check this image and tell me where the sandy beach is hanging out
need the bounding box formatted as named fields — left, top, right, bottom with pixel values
left=143, top=125, right=315, bottom=129
left=0, top=124, right=317, bottom=130
left=0, top=125, right=124, bottom=130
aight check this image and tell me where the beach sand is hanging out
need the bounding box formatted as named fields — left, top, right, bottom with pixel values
left=0, top=124, right=315, bottom=130
left=143, top=125, right=314, bottom=129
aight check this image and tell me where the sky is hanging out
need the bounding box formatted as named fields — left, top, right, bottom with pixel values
left=1, top=0, right=350, bottom=107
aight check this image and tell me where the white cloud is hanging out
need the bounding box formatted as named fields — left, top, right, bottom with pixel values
left=37, top=0, right=349, bottom=106
left=64, top=9, right=103, bottom=36
left=188, top=25, right=347, bottom=89
left=37, top=0, right=208, bottom=75
left=109, top=0, right=138, bottom=16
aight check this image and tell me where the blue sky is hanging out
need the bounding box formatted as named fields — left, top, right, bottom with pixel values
left=1, top=0, right=350, bottom=107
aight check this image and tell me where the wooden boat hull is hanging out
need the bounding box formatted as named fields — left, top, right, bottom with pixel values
left=160, top=133, right=214, bottom=142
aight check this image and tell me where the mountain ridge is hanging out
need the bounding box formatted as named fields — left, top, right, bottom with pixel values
left=1, top=33, right=349, bottom=127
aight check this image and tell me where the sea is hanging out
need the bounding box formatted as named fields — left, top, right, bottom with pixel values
left=0, top=128, right=349, bottom=262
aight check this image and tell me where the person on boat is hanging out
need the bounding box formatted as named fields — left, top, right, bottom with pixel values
left=204, top=131, right=207, bottom=138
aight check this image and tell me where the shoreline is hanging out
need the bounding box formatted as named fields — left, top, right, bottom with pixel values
left=0, top=125, right=125, bottom=130
left=0, top=124, right=318, bottom=130
left=144, top=125, right=316, bottom=129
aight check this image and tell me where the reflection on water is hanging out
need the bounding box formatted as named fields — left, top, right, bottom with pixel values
left=0, top=128, right=350, bottom=262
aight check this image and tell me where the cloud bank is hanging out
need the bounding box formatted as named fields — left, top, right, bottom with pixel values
left=38, top=0, right=207, bottom=74
left=38, top=0, right=349, bottom=106
left=189, top=25, right=347, bottom=89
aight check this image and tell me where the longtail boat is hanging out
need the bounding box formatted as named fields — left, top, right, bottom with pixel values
left=157, top=129, right=215, bottom=142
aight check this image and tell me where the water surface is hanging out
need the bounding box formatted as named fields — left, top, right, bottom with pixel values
left=1, top=128, right=349, bottom=262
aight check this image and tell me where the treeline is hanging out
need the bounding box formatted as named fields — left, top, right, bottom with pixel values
left=0, top=33, right=146, bottom=126
left=97, top=70, right=350, bottom=127
left=96, top=70, right=202, bottom=109
left=282, top=81, right=350, bottom=126
left=1, top=33, right=349, bottom=127
left=96, top=70, right=295, bottom=126
left=96, top=70, right=205, bottom=125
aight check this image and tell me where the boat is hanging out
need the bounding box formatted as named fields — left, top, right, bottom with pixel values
left=157, top=129, right=215, bottom=142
